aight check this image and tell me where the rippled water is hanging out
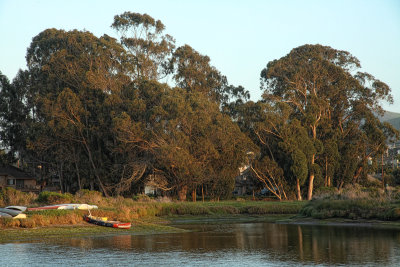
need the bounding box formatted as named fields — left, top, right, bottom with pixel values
left=2, top=222, right=400, bottom=266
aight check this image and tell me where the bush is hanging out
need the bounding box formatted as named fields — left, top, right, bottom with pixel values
left=132, top=194, right=153, bottom=202
left=0, top=187, right=36, bottom=206
left=37, top=191, right=73, bottom=204
left=313, top=187, right=338, bottom=200
left=300, top=198, right=400, bottom=221
left=74, top=190, right=104, bottom=205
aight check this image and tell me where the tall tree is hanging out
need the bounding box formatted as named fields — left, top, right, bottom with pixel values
left=21, top=29, right=132, bottom=195
left=169, top=44, right=250, bottom=108
left=260, top=44, right=396, bottom=199
left=111, top=12, right=175, bottom=80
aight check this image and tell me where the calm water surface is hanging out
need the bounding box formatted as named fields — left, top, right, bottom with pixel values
left=2, top=222, right=400, bottom=266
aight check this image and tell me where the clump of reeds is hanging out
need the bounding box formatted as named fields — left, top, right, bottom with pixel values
left=73, top=189, right=105, bottom=205
left=300, top=197, right=400, bottom=221
left=0, top=210, right=84, bottom=228
left=0, top=187, right=36, bottom=206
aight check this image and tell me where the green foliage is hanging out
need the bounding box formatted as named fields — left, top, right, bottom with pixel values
left=112, top=12, right=175, bottom=80
left=37, top=191, right=73, bottom=204
left=300, top=199, right=400, bottom=221
left=392, top=169, right=400, bottom=185
left=2, top=13, right=397, bottom=202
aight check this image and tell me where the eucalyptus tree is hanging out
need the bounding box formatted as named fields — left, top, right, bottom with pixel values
left=169, top=44, right=250, bottom=110
left=19, top=28, right=132, bottom=195
left=114, top=80, right=254, bottom=200
left=237, top=101, right=311, bottom=200
left=260, top=44, right=397, bottom=198
left=0, top=70, right=36, bottom=164
left=111, top=12, right=175, bottom=80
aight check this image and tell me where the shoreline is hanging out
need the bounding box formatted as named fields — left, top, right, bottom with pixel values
left=2, top=213, right=400, bottom=244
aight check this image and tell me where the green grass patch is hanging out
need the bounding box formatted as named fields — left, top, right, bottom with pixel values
left=300, top=199, right=400, bottom=220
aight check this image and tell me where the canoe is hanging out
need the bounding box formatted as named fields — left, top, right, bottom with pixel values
left=0, top=207, right=22, bottom=217
left=0, top=211, right=13, bottom=218
left=28, top=204, right=98, bottom=211
left=83, top=215, right=131, bottom=229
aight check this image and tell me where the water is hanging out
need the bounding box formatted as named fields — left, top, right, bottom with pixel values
left=2, top=222, right=400, bottom=266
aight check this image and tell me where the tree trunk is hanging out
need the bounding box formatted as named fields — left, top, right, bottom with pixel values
left=178, top=185, right=188, bottom=201
left=84, top=141, right=109, bottom=197
left=192, top=188, right=196, bottom=202
left=74, top=153, right=82, bottom=191
left=352, top=166, right=363, bottom=184
left=296, top=178, right=302, bottom=201
left=202, top=185, right=204, bottom=202
left=324, top=157, right=328, bottom=187
left=338, top=180, right=344, bottom=191
left=307, top=174, right=314, bottom=200
left=307, top=154, right=315, bottom=200
left=59, top=162, right=64, bottom=193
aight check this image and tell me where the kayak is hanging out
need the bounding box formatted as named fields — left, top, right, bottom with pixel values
left=6, top=206, right=27, bottom=212
left=83, top=215, right=131, bottom=229
left=0, top=207, right=22, bottom=217
left=28, top=204, right=98, bottom=211
left=0, top=211, right=13, bottom=218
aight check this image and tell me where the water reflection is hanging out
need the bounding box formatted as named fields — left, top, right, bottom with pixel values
left=3, top=222, right=400, bottom=266
left=57, top=222, right=400, bottom=266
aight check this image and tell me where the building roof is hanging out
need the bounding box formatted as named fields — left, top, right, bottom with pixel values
left=0, top=164, right=36, bottom=180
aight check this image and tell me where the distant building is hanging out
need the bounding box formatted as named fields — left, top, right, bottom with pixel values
left=383, top=141, right=400, bottom=168
left=234, top=165, right=258, bottom=196
left=0, top=164, right=39, bottom=193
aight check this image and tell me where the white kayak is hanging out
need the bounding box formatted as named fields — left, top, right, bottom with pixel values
left=5, top=206, right=27, bottom=212
left=58, top=204, right=98, bottom=210
left=0, top=211, right=13, bottom=218
left=0, top=207, right=22, bottom=217
left=28, top=204, right=98, bottom=211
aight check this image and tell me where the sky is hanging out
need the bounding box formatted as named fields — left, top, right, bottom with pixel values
left=1, top=0, right=399, bottom=112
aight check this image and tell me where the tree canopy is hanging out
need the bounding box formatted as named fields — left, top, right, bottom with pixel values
left=0, top=15, right=397, bottom=201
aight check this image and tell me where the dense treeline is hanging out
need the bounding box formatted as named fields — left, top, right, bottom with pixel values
left=0, top=12, right=397, bottom=200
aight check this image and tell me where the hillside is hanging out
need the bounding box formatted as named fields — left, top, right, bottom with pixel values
left=386, top=117, right=400, bottom=130
left=377, top=111, right=400, bottom=130
left=377, top=110, right=400, bottom=122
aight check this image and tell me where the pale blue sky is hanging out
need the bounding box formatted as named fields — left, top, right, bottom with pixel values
left=1, top=0, right=399, bottom=112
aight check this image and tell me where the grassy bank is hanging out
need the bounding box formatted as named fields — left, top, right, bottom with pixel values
left=0, top=188, right=305, bottom=230
left=0, top=200, right=305, bottom=229
left=300, top=199, right=400, bottom=220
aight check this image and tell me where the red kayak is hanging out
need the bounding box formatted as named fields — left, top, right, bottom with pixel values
left=83, top=215, right=131, bottom=229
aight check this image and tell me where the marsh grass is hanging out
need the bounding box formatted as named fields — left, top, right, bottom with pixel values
left=0, top=187, right=36, bottom=206
left=1, top=189, right=305, bottom=229
left=300, top=199, right=400, bottom=220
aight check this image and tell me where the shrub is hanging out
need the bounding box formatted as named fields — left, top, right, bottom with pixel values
left=300, top=198, right=400, bottom=221
left=0, top=187, right=36, bottom=206
left=74, top=190, right=104, bottom=205
left=132, top=194, right=153, bottom=202
left=313, top=187, right=338, bottom=200
left=37, top=191, right=73, bottom=204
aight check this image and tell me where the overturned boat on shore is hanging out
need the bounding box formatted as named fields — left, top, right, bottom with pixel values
left=27, top=204, right=98, bottom=211
left=0, top=206, right=27, bottom=218
left=83, top=214, right=131, bottom=229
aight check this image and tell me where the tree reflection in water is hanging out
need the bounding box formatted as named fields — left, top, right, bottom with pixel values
left=61, top=223, right=400, bottom=266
